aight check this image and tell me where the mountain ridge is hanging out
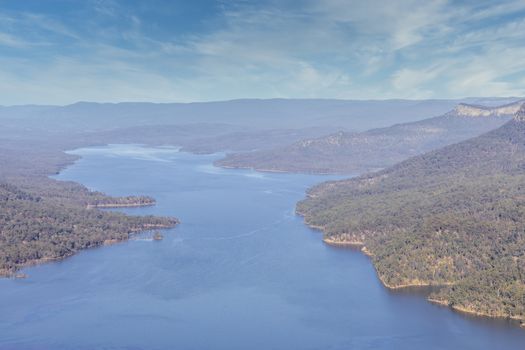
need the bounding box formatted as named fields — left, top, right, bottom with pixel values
left=452, top=99, right=524, bottom=117
left=217, top=101, right=521, bottom=174
left=296, top=105, right=525, bottom=325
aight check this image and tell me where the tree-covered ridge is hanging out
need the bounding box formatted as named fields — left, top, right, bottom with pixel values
left=297, top=106, right=525, bottom=324
left=216, top=101, right=522, bottom=174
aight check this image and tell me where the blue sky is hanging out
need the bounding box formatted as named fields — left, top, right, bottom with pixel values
left=0, top=0, right=524, bottom=104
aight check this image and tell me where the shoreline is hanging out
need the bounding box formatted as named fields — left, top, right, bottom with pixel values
left=216, top=163, right=340, bottom=176
left=86, top=202, right=156, bottom=209
left=302, top=220, right=524, bottom=327
left=214, top=159, right=381, bottom=176
left=0, top=222, right=176, bottom=279
left=323, top=238, right=376, bottom=259
left=0, top=146, right=180, bottom=280
left=378, top=275, right=452, bottom=290
left=322, top=237, right=365, bottom=247
left=428, top=298, right=525, bottom=326
left=1, top=140, right=181, bottom=279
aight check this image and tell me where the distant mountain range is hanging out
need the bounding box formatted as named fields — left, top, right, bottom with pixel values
left=217, top=100, right=524, bottom=174
left=0, top=97, right=519, bottom=135
left=297, top=103, right=525, bottom=324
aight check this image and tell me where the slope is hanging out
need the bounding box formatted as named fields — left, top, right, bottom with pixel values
left=297, top=104, right=525, bottom=324
left=217, top=100, right=523, bottom=174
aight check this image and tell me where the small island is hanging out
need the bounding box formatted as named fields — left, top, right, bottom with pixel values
left=153, top=231, right=164, bottom=241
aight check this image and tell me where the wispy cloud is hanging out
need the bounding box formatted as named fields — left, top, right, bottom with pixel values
left=0, top=0, right=523, bottom=104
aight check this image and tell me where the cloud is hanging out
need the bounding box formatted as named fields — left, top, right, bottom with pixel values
left=0, top=0, right=524, bottom=104
left=0, top=32, right=28, bottom=48
left=308, top=0, right=453, bottom=49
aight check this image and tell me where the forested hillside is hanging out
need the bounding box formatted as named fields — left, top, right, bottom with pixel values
left=218, top=101, right=522, bottom=174
left=297, top=104, right=525, bottom=324
left=0, top=183, right=175, bottom=276
left=0, top=139, right=178, bottom=277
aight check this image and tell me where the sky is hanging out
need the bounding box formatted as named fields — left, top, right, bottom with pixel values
left=0, top=0, right=525, bottom=105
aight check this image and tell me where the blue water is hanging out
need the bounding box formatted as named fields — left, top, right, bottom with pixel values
left=1, top=144, right=524, bottom=349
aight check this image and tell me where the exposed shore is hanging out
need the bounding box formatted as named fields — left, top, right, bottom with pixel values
left=0, top=222, right=176, bottom=279
left=428, top=298, right=525, bottom=327
left=216, top=163, right=337, bottom=175
left=378, top=276, right=452, bottom=290
left=86, top=201, right=156, bottom=209
left=215, top=158, right=383, bottom=176
left=300, top=217, right=523, bottom=327
left=322, top=237, right=364, bottom=247
left=1, top=142, right=179, bottom=279
left=299, top=210, right=447, bottom=290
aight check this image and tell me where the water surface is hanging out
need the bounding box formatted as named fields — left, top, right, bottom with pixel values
left=1, top=144, right=524, bottom=349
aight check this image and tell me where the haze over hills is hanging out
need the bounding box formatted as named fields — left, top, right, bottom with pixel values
left=3, top=98, right=519, bottom=163
left=217, top=100, right=524, bottom=174
left=0, top=98, right=519, bottom=135
left=2, top=98, right=498, bottom=158
left=297, top=103, right=525, bottom=324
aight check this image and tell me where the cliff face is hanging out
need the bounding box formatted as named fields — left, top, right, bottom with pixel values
left=453, top=100, right=523, bottom=118
left=513, top=104, right=525, bottom=122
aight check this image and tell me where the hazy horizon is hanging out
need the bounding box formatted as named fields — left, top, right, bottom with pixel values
left=1, top=96, right=523, bottom=108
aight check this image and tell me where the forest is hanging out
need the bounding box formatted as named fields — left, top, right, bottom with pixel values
left=0, top=138, right=177, bottom=276
left=297, top=108, right=525, bottom=323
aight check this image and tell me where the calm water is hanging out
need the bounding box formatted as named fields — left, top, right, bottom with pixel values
left=1, top=144, right=524, bottom=349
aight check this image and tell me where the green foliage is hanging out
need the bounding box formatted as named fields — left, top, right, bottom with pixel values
left=297, top=119, right=525, bottom=320
left=0, top=182, right=176, bottom=275
left=0, top=140, right=177, bottom=276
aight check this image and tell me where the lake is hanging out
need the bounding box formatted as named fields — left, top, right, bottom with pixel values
left=1, top=144, right=524, bottom=349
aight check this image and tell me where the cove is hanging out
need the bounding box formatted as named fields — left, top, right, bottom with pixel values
left=0, top=144, right=524, bottom=349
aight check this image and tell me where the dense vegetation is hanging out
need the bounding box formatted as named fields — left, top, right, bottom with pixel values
left=0, top=183, right=175, bottom=275
left=0, top=138, right=177, bottom=277
left=297, top=108, right=525, bottom=324
left=217, top=102, right=522, bottom=174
